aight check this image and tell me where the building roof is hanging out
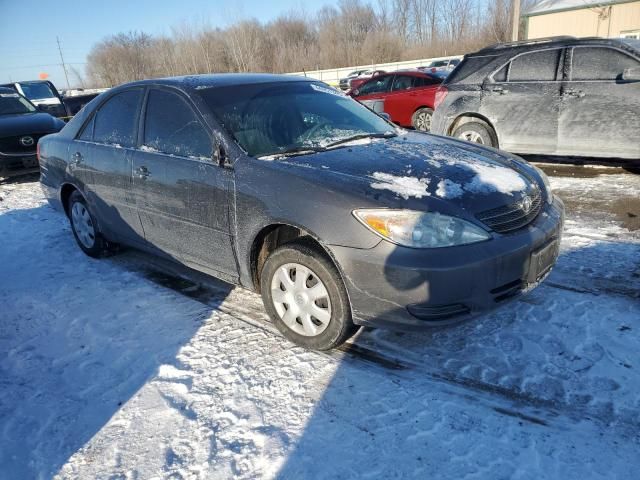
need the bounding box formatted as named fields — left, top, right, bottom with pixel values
left=525, top=0, right=635, bottom=16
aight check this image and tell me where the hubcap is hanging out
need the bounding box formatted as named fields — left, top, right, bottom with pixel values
left=71, top=201, right=96, bottom=249
left=458, top=130, right=485, bottom=144
left=415, top=111, right=432, bottom=132
left=270, top=263, right=332, bottom=337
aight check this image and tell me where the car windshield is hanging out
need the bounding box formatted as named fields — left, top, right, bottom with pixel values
left=19, top=82, right=57, bottom=100
left=0, top=92, right=37, bottom=115
left=199, top=82, right=396, bottom=158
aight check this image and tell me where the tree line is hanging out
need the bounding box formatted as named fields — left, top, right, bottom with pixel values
left=86, top=0, right=534, bottom=87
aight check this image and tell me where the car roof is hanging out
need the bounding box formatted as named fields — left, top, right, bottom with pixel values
left=122, top=73, right=313, bottom=93
left=472, top=36, right=639, bottom=56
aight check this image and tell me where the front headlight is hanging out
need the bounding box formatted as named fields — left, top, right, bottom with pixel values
left=353, top=209, right=491, bottom=248
left=533, top=165, right=553, bottom=203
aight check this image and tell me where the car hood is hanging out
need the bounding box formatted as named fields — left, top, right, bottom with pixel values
left=0, top=112, right=64, bottom=137
left=271, top=132, right=540, bottom=214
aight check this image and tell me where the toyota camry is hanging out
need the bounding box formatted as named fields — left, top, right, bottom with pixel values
left=38, top=74, right=564, bottom=350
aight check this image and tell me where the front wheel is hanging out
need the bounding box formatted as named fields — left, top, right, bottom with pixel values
left=260, top=242, right=357, bottom=350
left=452, top=122, right=498, bottom=148
left=411, top=108, right=434, bottom=132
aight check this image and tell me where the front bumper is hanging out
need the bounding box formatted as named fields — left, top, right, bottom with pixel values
left=0, top=152, right=39, bottom=177
left=328, top=197, right=565, bottom=330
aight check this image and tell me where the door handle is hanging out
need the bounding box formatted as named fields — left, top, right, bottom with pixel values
left=71, top=152, right=83, bottom=165
left=563, top=88, right=584, bottom=98
left=490, top=87, right=509, bottom=95
left=135, top=166, right=151, bottom=179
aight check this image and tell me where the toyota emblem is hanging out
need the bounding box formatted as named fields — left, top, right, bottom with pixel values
left=520, top=195, right=532, bottom=214
left=20, top=136, right=35, bottom=147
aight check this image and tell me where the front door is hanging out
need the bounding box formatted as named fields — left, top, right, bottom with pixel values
left=480, top=48, right=564, bottom=155
left=353, top=74, right=394, bottom=115
left=558, top=45, right=640, bottom=159
left=132, top=87, right=237, bottom=278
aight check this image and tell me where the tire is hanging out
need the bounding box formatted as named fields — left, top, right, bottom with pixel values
left=624, top=166, right=640, bottom=174
left=67, top=190, right=111, bottom=258
left=452, top=121, right=498, bottom=148
left=260, top=241, right=357, bottom=350
left=411, top=107, right=434, bottom=132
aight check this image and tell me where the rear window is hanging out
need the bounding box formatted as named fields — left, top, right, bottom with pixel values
left=571, top=47, right=640, bottom=81
left=445, top=55, right=499, bottom=84
left=93, top=89, right=143, bottom=147
left=508, top=49, right=561, bottom=82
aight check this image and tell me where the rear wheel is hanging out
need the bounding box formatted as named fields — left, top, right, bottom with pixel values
left=260, top=242, right=357, bottom=350
left=411, top=108, right=434, bottom=132
left=452, top=121, right=498, bottom=148
left=68, top=190, right=110, bottom=258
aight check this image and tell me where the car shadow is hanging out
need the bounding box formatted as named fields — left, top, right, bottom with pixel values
left=0, top=202, right=234, bottom=478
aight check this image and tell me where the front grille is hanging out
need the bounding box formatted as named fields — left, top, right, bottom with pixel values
left=0, top=133, right=45, bottom=154
left=476, top=187, right=542, bottom=233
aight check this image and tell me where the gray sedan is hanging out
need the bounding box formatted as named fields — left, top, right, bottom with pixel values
left=39, top=74, right=564, bottom=350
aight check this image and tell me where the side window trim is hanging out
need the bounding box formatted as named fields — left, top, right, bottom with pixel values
left=489, top=47, right=563, bottom=83
left=568, top=46, right=640, bottom=82
left=140, top=86, right=214, bottom=162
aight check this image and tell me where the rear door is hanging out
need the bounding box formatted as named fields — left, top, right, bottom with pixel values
left=558, top=45, right=640, bottom=158
left=78, top=89, right=146, bottom=243
left=353, top=75, right=394, bottom=114
left=385, top=74, right=441, bottom=126
left=132, top=87, right=237, bottom=277
left=480, top=48, right=563, bottom=154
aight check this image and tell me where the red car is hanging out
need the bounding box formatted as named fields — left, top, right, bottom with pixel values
left=348, top=71, right=443, bottom=131
left=349, top=70, right=386, bottom=91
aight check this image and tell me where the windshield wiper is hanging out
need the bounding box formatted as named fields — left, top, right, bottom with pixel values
left=257, top=146, right=326, bottom=159
left=324, top=132, right=397, bottom=149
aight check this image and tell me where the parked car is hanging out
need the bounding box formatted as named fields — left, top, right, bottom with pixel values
left=338, top=69, right=370, bottom=90
left=349, top=71, right=444, bottom=131
left=0, top=80, right=100, bottom=120
left=349, top=70, right=386, bottom=91
left=420, top=58, right=461, bottom=74
left=0, top=87, right=65, bottom=177
left=431, top=37, right=640, bottom=161
left=39, top=74, right=563, bottom=350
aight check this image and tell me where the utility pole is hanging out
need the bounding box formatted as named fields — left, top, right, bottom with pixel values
left=511, top=0, right=521, bottom=41
left=56, top=36, right=71, bottom=89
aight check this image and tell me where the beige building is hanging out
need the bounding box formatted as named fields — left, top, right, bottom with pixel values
left=524, top=0, right=640, bottom=40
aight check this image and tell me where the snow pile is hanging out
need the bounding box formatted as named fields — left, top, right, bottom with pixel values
left=463, top=162, right=528, bottom=195
left=370, top=172, right=430, bottom=199
left=435, top=179, right=464, bottom=199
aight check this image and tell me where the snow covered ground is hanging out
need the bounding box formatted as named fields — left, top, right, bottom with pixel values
left=1, top=165, right=639, bottom=479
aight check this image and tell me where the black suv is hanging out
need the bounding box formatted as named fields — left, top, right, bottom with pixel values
left=431, top=37, right=640, bottom=161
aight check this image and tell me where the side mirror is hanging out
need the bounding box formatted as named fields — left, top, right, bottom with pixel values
left=378, top=112, right=391, bottom=121
left=622, top=67, right=640, bottom=82
left=352, top=89, right=360, bottom=96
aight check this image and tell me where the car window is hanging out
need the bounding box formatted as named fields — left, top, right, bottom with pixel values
left=391, top=75, right=415, bottom=91
left=493, top=64, right=509, bottom=82
left=357, top=76, right=393, bottom=95
left=93, top=90, right=143, bottom=147
left=508, top=49, right=561, bottom=82
left=18, top=82, right=57, bottom=100
left=143, top=89, right=211, bottom=159
left=78, top=115, right=95, bottom=141
left=571, top=47, right=640, bottom=81
left=413, top=75, right=441, bottom=87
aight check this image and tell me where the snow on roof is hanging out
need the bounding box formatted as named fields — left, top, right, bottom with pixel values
left=526, top=0, right=630, bottom=16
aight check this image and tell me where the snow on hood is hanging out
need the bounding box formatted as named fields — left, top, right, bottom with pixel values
left=273, top=132, right=536, bottom=210
left=370, top=172, right=430, bottom=200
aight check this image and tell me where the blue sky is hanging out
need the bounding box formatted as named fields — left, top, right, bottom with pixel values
left=0, top=0, right=338, bottom=88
